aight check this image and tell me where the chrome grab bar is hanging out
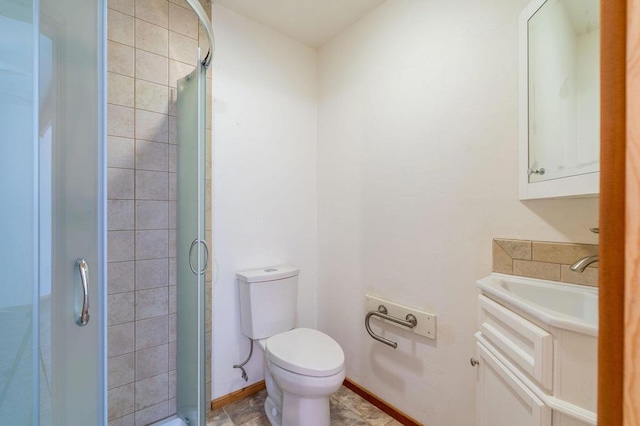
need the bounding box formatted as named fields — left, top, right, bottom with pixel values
left=76, top=259, right=90, bottom=326
left=365, top=305, right=417, bottom=349
left=188, top=239, right=209, bottom=275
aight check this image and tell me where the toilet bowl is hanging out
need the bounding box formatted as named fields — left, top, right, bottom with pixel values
left=237, top=267, right=345, bottom=426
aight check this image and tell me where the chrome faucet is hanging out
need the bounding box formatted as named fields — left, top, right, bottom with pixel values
left=569, top=255, right=599, bottom=272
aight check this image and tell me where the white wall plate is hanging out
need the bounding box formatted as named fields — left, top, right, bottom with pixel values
left=365, top=295, right=437, bottom=340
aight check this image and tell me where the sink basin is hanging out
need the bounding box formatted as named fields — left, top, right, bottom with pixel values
left=477, top=273, right=598, bottom=336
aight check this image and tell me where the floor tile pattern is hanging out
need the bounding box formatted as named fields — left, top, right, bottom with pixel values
left=207, top=386, right=404, bottom=426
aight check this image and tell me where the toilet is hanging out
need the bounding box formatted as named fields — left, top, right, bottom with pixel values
left=237, top=266, right=345, bottom=426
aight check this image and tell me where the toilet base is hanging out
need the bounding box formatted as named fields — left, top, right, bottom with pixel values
left=263, top=389, right=332, bottom=426
left=264, top=395, right=281, bottom=426
left=281, top=394, right=330, bottom=426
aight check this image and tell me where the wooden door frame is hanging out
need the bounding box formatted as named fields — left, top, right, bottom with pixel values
left=600, top=0, right=640, bottom=425
left=624, top=0, right=640, bottom=423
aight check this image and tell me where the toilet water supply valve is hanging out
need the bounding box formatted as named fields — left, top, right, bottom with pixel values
left=234, top=337, right=254, bottom=382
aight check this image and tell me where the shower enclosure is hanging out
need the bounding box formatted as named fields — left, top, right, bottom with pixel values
left=0, top=0, right=213, bottom=423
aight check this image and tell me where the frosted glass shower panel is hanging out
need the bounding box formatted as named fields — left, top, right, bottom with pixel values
left=176, top=64, right=207, bottom=426
left=0, top=0, right=105, bottom=423
left=0, top=2, right=38, bottom=422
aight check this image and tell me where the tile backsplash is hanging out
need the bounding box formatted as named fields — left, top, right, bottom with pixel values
left=493, top=239, right=598, bottom=287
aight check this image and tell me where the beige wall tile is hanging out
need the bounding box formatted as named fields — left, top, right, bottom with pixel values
left=135, top=258, right=169, bottom=290
left=134, top=373, right=168, bottom=411
left=108, top=200, right=134, bottom=230
left=135, top=230, right=169, bottom=260
left=168, top=88, right=178, bottom=117
left=135, top=401, right=169, bottom=426
left=495, top=239, right=531, bottom=260
left=206, top=287, right=212, bottom=332
left=135, top=345, right=168, bottom=380
left=206, top=179, right=212, bottom=231
left=136, top=140, right=169, bottom=172
left=106, top=0, right=209, bottom=418
left=136, top=170, right=168, bottom=200
left=136, top=80, right=169, bottom=114
left=136, top=110, right=169, bottom=143
left=108, top=167, right=134, bottom=200
left=168, top=285, right=176, bottom=314
left=168, top=370, right=176, bottom=399
left=532, top=242, right=599, bottom=265
left=168, top=0, right=189, bottom=9
left=108, top=353, right=135, bottom=390
left=169, top=31, right=198, bottom=65
left=108, top=231, right=134, bottom=262
left=168, top=200, right=176, bottom=229
left=168, top=115, right=177, bottom=143
left=136, top=49, right=169, bottom=85
left=108, top=9, right=134, bottom=46
left=136, top=19, right=168, bottom=56
left=136, top=200, right=169, bottom=229
left=169, top=59, right=194, bottom=88
left=169, top=3, right=198, bottom=39
left=135, top=287, right=169, bottom=320
left=168, top=312, right=176, bottom=342
left=108, top=261, right=135, bottom=294
left=169, top=258, right=176, bottom=286
left=136, top=0, right=169, bottom=28
left=108, top=136, right=134, bottom=169
left=108, top=322, right=135, bottom=357
left=107, top=72, right=134, bottom=107
left=513, top=260, right=561, bottom=281
left=169, top=172, right=177, bottom=200
left=168, top=144, right=177, bottom=173
left=108, top=41, right=134, bottom=77
left=108, top=292, right=135, bottom=325
left=206, top=131, right=212, bottom=179
left=108, top=383, right=135, bottom=420
left=561, top=266, right=599, bottom=287
left=135, top=316, right=168, bottom=350
left=168, top=229, right=176, bottom=257
left=108, top=413, right=134, bottom=426
left=108, top=0, right=134, bottom=15
left=492, top=241, right=512, bottom=274
left=206, top=96, right=211, bottom=129
left=108, top=104, right=134, bottom=138
left=168, top=341, right=176, bottom=370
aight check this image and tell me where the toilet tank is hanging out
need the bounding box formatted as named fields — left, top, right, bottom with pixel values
left=237, top=266, right=299, bottom=340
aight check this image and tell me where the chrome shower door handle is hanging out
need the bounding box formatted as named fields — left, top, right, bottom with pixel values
left=188, top=239, right=209, bottom=275
left=76, top=259, right=90, bottom=326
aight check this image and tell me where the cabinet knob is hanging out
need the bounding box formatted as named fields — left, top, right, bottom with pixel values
left=470, top=358, right=480, bottom=367
left=527, top=168, right=545, bottom=176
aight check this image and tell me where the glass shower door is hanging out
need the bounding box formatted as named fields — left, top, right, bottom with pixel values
left=0, top=0, right=106, bottom=424
left=176, top=54, right=207, bottom=425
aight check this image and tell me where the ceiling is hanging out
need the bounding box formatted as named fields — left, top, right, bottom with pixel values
left=214, top=0, right=388, bottom=47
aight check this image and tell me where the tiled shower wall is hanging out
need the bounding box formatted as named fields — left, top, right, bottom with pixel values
left=106, top=0, right=212, bottom=424
left=492, top=239, right=599, bottom=286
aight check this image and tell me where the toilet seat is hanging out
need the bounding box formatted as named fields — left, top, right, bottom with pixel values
left=266, top=328, right=344, bottom=377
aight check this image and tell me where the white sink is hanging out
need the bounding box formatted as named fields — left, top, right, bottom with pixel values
left=477, top=273, right=598, bottom=336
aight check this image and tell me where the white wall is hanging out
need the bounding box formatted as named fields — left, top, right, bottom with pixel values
left=317, top=1, right=599, bottom=425
left=211, top=5, right=318, bottom=398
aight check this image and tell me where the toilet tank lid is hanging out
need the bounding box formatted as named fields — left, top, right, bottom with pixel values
left=236, top=265, right=299, bottom=283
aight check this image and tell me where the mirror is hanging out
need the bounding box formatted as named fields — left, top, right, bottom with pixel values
left=519, top=0, right=600, bottom=199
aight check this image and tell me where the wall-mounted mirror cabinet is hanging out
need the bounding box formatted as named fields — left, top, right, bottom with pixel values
left=519, top=0, right=600, bottom=200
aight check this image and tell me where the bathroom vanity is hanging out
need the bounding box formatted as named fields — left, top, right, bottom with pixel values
left=474, top=274, right=598, bottom=426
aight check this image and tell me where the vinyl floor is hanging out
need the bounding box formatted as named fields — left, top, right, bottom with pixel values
left=206, top=385, right=404, bottom=426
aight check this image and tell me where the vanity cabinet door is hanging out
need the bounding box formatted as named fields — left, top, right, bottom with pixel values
left=476, top=342, right=551, bottom=426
